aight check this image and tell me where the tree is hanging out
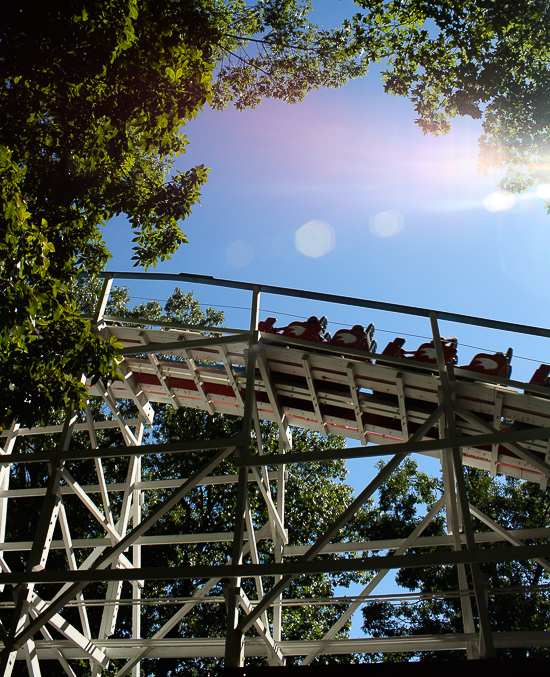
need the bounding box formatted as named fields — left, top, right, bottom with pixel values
left=1, top=1, right=212, bottom=430
left=361, top=459, right=550, bottom=661
left=2, top=288, right=370, bottom=675
left=209, top=0, right=368, bottom=111
left=1, top=0, right=367, bottom=431
left=349, top=0, right=550, bottom=193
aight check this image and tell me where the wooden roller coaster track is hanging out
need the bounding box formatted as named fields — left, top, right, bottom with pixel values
left=2, top=272, right=550, bottom=673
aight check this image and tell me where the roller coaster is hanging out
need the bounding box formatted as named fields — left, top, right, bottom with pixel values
left=97, top=305, right=550, bottom=485
left=2, top=271, right=550, bottom=673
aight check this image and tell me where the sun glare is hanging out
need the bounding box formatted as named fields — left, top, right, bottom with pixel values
left=226, top=240, right=253, bottom=267
left=295, top=220, right=335, bottom=258
left=369, top=210, right=404, bottom=238
left=483, top=191, right=516, bottom=212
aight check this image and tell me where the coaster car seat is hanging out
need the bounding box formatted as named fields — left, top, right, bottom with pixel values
left=329, top=323, right=376, bottom=353
left=379, top=337, right=457, bottom=365
left=258, top=317, right=279, bottom=333
left=409, top=338, right=457, bottom=365
left=528, top=364, right=550, bottom=388
left=458, top=347, right=513, bottom=378
left=279, top=315, right=329, bottom=342
left=380, top=337, right=406, bottom=358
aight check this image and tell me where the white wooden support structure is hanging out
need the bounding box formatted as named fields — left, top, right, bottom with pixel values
left=1, top=271, right=550, bottom=672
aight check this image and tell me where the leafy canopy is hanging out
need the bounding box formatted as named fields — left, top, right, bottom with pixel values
left=350, top=0, right=550, bottom=193
left=0, top=0, right=366, bottom=430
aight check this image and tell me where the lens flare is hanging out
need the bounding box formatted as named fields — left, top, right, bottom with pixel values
left=226, top=240, right=253, bottom=268
left=369, top=210, right=404, bottom=238
left=295, top=220, right=335, bottom=258
left=536, top=184, right=550, bottom=200
left=483, top=191, right=516, bottom=212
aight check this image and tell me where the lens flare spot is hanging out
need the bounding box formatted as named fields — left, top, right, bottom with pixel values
left=369, top=210, right=404, bottom=238
left=484, top=191, right=516, bottom=212
left=295, top=220, right=335, bottom=258
left=536, top=184, right=550, bottom=200
left=226, top=240, right=253, bottom=268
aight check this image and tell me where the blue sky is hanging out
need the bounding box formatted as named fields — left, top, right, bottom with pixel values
left=101, top=0, right=550, bottom=634
left=104, top=46, right=550, bottom=383
left=101, top=0, right=550, bottom=472
left=101, top=0, right=550, bottom=453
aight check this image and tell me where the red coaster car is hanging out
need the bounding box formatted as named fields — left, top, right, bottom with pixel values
left=380, top=337, right=406, bottom=358
left=411, top=339, right=457, bottom=365
left=329, top=323, right=376, bottom=354
left=458, top=348, right=513, bottom=378
left=258, top=317, right=279, bottom=333
left=379, top=337, right=457, bottom=365
left=279, top=316, right=329, bottom=342
left=529, top=364, right=550, bottom=388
